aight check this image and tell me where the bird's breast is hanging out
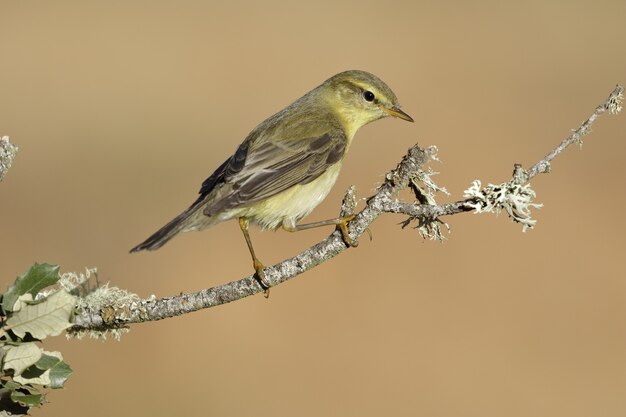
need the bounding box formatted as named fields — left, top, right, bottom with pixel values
left=242, top=162, right=343, bottom=230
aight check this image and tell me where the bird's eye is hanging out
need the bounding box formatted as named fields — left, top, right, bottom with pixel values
left=363, top=90, right=375, bottom=102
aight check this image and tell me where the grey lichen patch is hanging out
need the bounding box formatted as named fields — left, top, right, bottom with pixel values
left=607, top=85, right=624, bottom=114
left=464, top=179, right=543, bottom=231
left=74, top=283, right=140, bottom=315
left=68, top=325, right=130, bottom=342
left=340, top=185, right=358, bottom=217
left=0, top=136, right=18, bottom=181
left=401, top=213, right=450, bottom=241
left=411, top=168, right=450, bottom=201
left=70, top=283, right=140, bottom=341
left=136, top=294, right=158, bottom=321
left=397, top=146, right=450, bottom=241
left=512, top=164, right=530, bottom=184
left=573, top=124, right=592, bottom=148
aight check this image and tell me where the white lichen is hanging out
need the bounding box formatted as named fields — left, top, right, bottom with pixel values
left=607, top=86, right=623, bottom=114
left=411, top=215, right=450, bottom=241
left=69, top=280, right=140, bottom=341
left=59, top=267, right=98, bottom=295
left=416, top=168, right=450, bottom=198
left=0, top=136, right=18, bottom=181
left=403, top=147, right=451, bottom=241
left=464, top=179, right=543, bottom=231
left=74, top=282, right=139, bottom=311
left=573, top=124, right=592, bottom=148
left=68, top=325, right=131, bottom=342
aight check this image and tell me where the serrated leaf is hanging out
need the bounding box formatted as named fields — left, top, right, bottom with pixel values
left=2, top=343, right=42, bottom=376
left=14, top=367, right=50, bottom=387
left=34, top=352, right=72, bottom=388
left=10, top=390, right=43, bottom=408
left=35, top=351, right=63, bottom=370
left=48, top=360, right=72, bottom=389
left=2, top=263, right=60, bottom=312
left=5, top=290, right=76, bottom=339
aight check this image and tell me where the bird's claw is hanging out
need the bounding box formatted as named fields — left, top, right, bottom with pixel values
left=253, top=260, right=271, bottom=298
left=337, top=214, right=358, bottom=247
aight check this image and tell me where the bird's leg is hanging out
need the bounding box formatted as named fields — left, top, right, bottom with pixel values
left=282, top=214, right=359, bottom=247
left=238, top=217, right=270, bottom=297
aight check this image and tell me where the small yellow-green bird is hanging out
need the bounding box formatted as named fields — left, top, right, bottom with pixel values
left=130, top=70, right=413, bottom=289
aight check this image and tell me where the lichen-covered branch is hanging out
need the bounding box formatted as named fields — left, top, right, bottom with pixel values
left=70, top=145, right=437, bottom=334
left=69, top=84, right=623, bottom=336
left=527, top=85, right=623, bottom=179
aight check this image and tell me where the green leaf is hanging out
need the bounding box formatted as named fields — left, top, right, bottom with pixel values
left=35, top=352, right=63, bottom=370
left=5, top=290, right=76, bottom=339
left=14, top=366, right=50, bottom=387
left=35, top=352, right=72, bottom=389
left=2, top=263, right=60, bottom=313
left=0, top=380, right=22, bottom=391
left=2, top=343, right=42, bottom=376
left=0, top=380, right=28, bottom=415
left=48, top=360, right=72, bottom=389
left=10, top=389, right=43, bottom=408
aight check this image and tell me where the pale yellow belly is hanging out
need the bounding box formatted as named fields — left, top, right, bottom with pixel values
left=233, top=163, right=343, bottom=230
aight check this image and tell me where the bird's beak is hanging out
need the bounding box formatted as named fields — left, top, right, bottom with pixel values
left=381, top=105, right=414, bottom=122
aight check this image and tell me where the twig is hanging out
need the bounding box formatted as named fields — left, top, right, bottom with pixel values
left=69, top=84, right=623, bottom=334
left=527, top=85, right=624, bottom=179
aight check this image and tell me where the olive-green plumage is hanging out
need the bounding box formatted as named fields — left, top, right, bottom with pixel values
left=130, top=70, right=412, bottom=255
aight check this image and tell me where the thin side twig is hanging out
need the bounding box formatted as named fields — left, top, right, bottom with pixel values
left=527, top=85, right=623, bottom=179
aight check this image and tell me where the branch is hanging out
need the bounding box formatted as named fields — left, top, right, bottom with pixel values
left=527, top=84, right=624, bottom=179
left=69, top=84, right=623, bottom=335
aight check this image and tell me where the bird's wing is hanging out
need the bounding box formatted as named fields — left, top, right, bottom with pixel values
left=196, top=131, right=346, bottom=215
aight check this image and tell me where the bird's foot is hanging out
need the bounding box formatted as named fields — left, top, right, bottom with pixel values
left=337, top=214, right=358, bottom=247
left=253, top=259, right=271, bottom=298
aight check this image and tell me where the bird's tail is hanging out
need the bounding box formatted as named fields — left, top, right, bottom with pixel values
left=130, top=206, right=202, bottom=253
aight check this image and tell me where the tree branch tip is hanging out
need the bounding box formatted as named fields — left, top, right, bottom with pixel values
left=512, top=164, right=530, bottom=184
left=340, top=185, right=358, bottom=217
left=404, top=143, right=439, bottom=164
left=0, top=135, right=18, bottom=182
left=607, top=84, right=624, bottom=114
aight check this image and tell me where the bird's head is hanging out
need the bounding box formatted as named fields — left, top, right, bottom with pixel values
left=322, top=70, right=413, bottom=136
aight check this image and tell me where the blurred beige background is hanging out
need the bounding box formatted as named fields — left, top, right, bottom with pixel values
left=1, top=1, right=625, bottom=416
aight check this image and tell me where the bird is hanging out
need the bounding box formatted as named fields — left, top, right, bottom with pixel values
left=130, top=70, right=413, bottom=292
